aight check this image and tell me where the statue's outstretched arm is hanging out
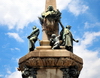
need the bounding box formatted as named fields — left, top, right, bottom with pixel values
left=73, top=38, right=79, bottom=43
left=59, top=21, right=64, bottom=29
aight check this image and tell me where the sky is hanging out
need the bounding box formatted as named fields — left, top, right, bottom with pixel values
left=0, top=0, right=100, bottom=78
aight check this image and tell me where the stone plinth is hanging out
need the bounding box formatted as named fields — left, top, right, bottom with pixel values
left=40, top=40, right=50, bottom=46
left=18, top=49, right=83, bottom=78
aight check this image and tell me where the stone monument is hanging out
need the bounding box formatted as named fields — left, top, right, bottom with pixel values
left=18, top=0, right=83, bottom=78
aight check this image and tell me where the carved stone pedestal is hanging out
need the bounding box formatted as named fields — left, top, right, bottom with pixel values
left=18, top=48, right=83, bottom=78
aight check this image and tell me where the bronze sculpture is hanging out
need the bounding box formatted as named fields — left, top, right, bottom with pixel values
left=59, top=21, right=79, bottom=52
left=18, top=1, right=83, bottom=78
left=50, top=34, right=60, bottom=49
left=38, top=5, right=61, bottom=39
left=27, top=26, right=40, bottom=52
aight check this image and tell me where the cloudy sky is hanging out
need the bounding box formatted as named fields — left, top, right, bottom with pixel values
left=0, top=0, right=100, bottom=78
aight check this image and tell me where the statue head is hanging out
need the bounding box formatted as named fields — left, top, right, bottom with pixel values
left=32, top=26, right=37, bottom=30
left=51, top=34, right=56, bottom=38
left=66, top=25, right=71, bottom=29
left=47, top=5, right=54, bottom=11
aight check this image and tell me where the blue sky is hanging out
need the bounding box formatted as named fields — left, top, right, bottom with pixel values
left=0, top=0, right=100, bottom=78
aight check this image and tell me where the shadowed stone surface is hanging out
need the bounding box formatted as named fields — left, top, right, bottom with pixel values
left=18, top=49, right=83, bottom=78
left=37, top=69, right=63, bottom=78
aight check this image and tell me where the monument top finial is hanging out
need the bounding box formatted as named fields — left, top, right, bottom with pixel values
left=45, top=0, right=57, bottom=11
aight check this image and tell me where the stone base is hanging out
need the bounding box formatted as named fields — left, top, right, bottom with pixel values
left=36, top=46, right=65, bottom=50
left=18, top=48, right=83, bottom=78
left=40, top=40, right=50, bottom=46
left=18, top=49, right=83, bottom=69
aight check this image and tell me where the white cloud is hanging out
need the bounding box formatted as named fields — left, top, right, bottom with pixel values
left=0, top=0, right=45, bottom=30
left=85, top=22, right=100, bottom=29
left=15, top=48, right=20, bottom=51
left=7, top=32, right=24, bottom=42
left=81, top=32, right=100, bottom=47
left=0, top=75, right=3, bottom=77
left=67, top=0, right=88, bottom=16
left=6, top=68, right=12, bottom=74
left=0, top=0, right=88, bottom=30
left=10, top=48, right=20, bottom=51
left=4, top=67, right=22, bottom=78
left=5, top=71, right=22, bottom=78
left=57, top=0, right=89, bottom=16
left=74, top=31, right=100, bottom=78
left=57, top=0, right=71, bottom=10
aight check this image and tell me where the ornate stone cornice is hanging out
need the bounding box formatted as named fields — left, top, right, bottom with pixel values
left=18, top=49, right=83, bottom=72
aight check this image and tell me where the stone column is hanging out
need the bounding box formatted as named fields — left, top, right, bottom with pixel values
left=40, top=0, right=60, bottom=44
left=45, top=0, right=57, bottom=11
left=18, top=50, right=83, bottom=78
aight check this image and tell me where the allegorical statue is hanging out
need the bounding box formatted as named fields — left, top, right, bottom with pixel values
left=50, top=34, right=60, bottom=49
left=59, top=21, right=79, bottom=52
left=41, top=5, right=61, bottom=18
left=38, top=5, right=61, bottom=39
left=27, top=26, right=40, bottom=52
left=21, top=66, right=38, bottom=78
